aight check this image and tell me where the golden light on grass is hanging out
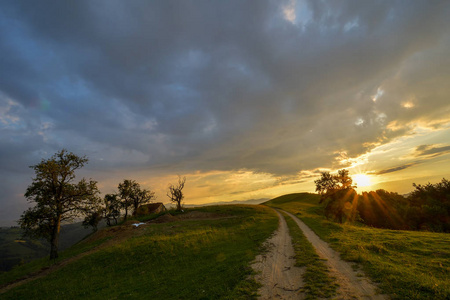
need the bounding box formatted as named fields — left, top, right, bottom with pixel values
left=353, top=174, right=372, bottom=188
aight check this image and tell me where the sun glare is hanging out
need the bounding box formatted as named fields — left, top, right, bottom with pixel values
left=353, top=174, right=372, bottom=188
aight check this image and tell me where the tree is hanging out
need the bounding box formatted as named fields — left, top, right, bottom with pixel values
left=118, top=179, right=139, bottom=221
left=131, top=188, right=155, bottom=216
left=167, top=176, right=186, bottom=211
left=18, top=149, right=100, bottom=259
left=315, top=169, right=355, bottom=197
left=118, top=179, right=155, bottom=219
left=314, top=171, right=337, bottom=195
left=103, top=193, right=121, bottom=226
left=314, top=169, right=357, bottom=223
left=407, top=178, right=450, bottom=232
left=82, top=209, right=103, bottom=232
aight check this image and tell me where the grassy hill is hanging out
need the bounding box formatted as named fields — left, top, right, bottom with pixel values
left=264, top=193, right=450, bottom=299
left=0, top=222, right=100, bottom=272
left=0, top=205, right=277, bottom=299
left=2, top=194, right=449, bottom=299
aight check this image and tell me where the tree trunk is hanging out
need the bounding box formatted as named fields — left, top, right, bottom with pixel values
left=177, top=201, right=181, bottom=211
left=124, top=207, right=128, bottom=221
left=50, top=215, right=62, bottom=259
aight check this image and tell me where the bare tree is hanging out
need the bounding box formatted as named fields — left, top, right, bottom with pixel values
left=167, top=176, right=186, bottom=211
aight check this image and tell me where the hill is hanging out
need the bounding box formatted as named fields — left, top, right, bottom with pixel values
left=264, top=193, right=450, bottom=299
left=0, top=205, right=278, bottom=299
left=0, top=222, right=101, bottom=272
left=2, top=193, right=449, bottom=299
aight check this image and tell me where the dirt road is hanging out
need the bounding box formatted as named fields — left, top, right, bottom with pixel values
left=282, top=210, right=387, bottom=300
left=251, top=210, right=305, bottom=299
left=252, top=209, right=387, bottom=299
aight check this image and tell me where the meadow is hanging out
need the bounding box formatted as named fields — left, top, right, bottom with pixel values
left=265, top=193, right=450, bottom=299
left=1, top=205, right=278, bottom=299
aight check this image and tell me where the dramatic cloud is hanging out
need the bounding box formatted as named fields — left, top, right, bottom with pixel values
left=1, top=1, right=450, bottom=225
left=414, top=144, right=450, bottom=158
left=375, top=163, right=418, bottom=175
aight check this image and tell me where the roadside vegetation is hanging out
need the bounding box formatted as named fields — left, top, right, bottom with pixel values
left=315, top=169, right=450, bottom=232
left=281, top=211, right=338, bottom=299
left=1, top=205, right=278, bottom=299
left=266, top=193, right=450, bottom=299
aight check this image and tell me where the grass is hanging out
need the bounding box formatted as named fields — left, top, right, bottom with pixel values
left=266, top=193, right=450, bottom=299
left=1, top=205, right=278, bottom=299
left=0, top=236, right=111, bottom=287
left=281, top=211, right=338, bottom=299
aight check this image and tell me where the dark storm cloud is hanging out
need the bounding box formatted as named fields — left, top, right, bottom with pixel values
left=1, top=0, right=450, bottom=224
left=414, top=144, right=450, bottom=158
left=375, top=163, right=418, bottom=175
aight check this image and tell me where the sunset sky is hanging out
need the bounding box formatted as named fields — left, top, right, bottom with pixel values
left=1, top=1, right=450, bottom=226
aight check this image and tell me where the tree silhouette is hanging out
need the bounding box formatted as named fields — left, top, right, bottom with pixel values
left=103, top=193, right=121, bottom=226
left=118, top=179, right=155, bottom=219
left=131, top=188, right=155, bottom=216
left=315, top=169, right=356, bottom=223
left=19, top=149, right=100, bottom=259
left=118, top=179, right=138, bottom=221
left=167, top=176, right=186, bottom=211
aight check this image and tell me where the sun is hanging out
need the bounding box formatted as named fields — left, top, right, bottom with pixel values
left=353, top=174, right=372, bottom=188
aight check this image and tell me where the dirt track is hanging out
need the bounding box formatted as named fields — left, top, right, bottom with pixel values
left=282, top=210, right=387, bottom=299
left=253, top=208, right=387, bottom=299
left=251, top=210, right=305, bottom=299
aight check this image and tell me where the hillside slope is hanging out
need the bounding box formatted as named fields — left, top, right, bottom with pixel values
left=265, top=193, right=450, bottom=299
left=0, top=222, right=100, bottom=272
left=1, top=205, right=277, bottom=299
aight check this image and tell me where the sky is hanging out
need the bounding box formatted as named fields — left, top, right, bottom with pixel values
left=1, top=1, right=450, bottom=226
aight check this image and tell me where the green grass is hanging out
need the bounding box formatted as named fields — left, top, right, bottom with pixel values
left=0, top=236, right=110, bottom=287
left=266, top=193, right=450, bottom=299
left=0, top=222, right=104, bottom=273
left=1, top=205, right=278, bottom=299
left=281, top=211, right=337, bottom=299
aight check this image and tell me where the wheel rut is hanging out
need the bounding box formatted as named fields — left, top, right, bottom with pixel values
left=282, top=210, right=387, bottom=300
left=253, top=208, right=388, bottom=299
left=251, top=209, right=305, bottom=299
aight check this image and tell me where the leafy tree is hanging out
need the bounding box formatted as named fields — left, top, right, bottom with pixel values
left=314, top=169, right=357, bottom=223
left=82, top=209, right=103, bottom=232
left=407, top=178, right=450, bottom=232
left=357, top=190, right=408, bottom=230
left=167, top=176, right=186, bottom=211
left=18, top=149, right=100, bottom=259
left=118, top=179, right=139, bottom=221
left=118, top=179, right=155, bottom=219
left=315, top=169, right=355, bottom=198
left=103, top=193, right=121, bottom=226
left=131, top=188, right=155, bottom=216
